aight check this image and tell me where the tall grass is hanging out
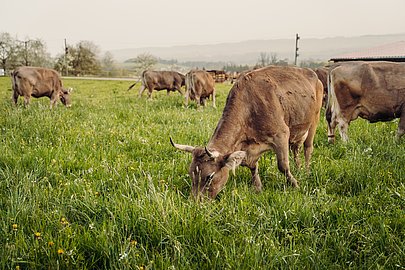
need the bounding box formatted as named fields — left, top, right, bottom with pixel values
left=0, top=76, right=403, bottom=269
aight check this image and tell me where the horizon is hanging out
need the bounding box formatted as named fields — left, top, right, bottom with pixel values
left=2, top=0, right=405, bottom=57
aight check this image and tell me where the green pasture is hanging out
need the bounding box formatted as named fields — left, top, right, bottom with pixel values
left=0, top=76, right=403, bottom=269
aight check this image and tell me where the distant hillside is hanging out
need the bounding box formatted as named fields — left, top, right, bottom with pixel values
left=110, top=33, right=405, bottom=65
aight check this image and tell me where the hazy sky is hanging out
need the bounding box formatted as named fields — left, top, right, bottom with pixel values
left=2, top=0, right=405, bottom=56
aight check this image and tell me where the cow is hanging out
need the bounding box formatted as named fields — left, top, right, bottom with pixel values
left=127, top=70, right=185, bottom=99
left=171, top=66, right=323, bottom=199
left=314, top=67, right=329, bottom=107
left=185, top=70, right=216, bottom=108
left=11, top=66, right=71, bottom=108
left=326, top=61, right=405, bottom=143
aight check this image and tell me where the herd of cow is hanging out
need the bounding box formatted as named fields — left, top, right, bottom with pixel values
left=9, top=61, right=405, bottom=199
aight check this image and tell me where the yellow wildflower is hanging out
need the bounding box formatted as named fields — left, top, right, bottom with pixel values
left=48, top=241, right=55, bottom=247
left=60, top=217, right=69, bottom=226
left=34, top=232, right=41, bottom=239
left=130, top=240, right=137, bottom=247
left=57, top=249, right=64, bottom=255
left=12, top=224, right=18, bottom=231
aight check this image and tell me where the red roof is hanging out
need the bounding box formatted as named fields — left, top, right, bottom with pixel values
left=330, top=41, right=405, bottom=61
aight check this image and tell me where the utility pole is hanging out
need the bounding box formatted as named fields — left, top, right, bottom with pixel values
left=294, top=33, right=300, bottom=66
left=64, top=38, right=68, bottom=76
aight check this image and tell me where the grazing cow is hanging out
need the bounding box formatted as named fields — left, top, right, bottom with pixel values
left=11, top=66, right=71, bottom=108
left=128, top=70, right=185, bottom=99
left=171, top=66, right=323, bottom=199
left=326, top=61, right=405, bottom=143
left=314, top=67, right=329, bottom=107
left=185, top=70, right=216, bottom=108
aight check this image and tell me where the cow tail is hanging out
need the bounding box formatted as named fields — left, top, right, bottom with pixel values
left=325, top=69, right=337, bottom=125
left=127, top=77, right=141, bottom=91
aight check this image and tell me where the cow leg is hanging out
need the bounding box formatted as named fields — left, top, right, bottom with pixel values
left=397, top=113, right=405, bottom=140
left=250, top=162, right=262, bottom=192
left=290, top=144, right=302, bottom=169
left=303, top=128, right=316, bottom=171
left=176, top=88, right=183, bottom=96
left=337, top=118, right=349, bottom=142
left=201, top=98, right=207, bottom=107
left=273, top=132, right=298, bottom=188
left=147, top=89, right=153, bottom=99
left=23, top=94, right=31, bottom=107
left=50, top=92, right=60, bottom=109
left=138, top=85, right=146, bottom=97
left=12, top=91, right=19, bottom=106
left=184, top=90, right=189, bottom=107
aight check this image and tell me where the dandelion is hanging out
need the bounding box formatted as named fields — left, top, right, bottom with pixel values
left=95, top=191, right=100, bottom=197
left=60, top=217, right=69, bottom=226
left=12, top=224, right=18, bottom=231
left=130, top=240, right=137, bottom=247
left=57, top=249, right=64, bottom=255
left=34, top=232, right=41, bottom=239
left=48, top=241, right=55, bottom=247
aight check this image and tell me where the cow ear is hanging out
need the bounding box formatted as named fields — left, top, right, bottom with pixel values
left=224, top=151, right=246, bottom=175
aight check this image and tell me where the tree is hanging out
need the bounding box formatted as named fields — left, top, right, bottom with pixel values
left=15, top=38, right=52, bottom=67
left=257, top=52, right=270, bottom=67
left=69, top=41, right=101, bottom=76
left=101, top=51, right=116, bottom=77
left=0, top=32, right=18, bottom=73
left=126, top=53, right=158, bottom=74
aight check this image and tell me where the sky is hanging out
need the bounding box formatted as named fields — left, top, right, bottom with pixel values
left=2, top=0, right=405, bottom=56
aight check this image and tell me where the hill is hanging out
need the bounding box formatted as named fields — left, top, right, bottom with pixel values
left=110, top=33, right=405, bottom=65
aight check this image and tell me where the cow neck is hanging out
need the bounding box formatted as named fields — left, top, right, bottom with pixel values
left=207, top=90, right=248, bottom=154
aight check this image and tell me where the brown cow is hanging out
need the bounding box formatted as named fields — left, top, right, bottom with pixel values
left=326, top=61, right=405, bottom=143
left=128, top=70, right=185, bottom=99
left=314, top=67, right=329, bottom=107
left=171, top=66, right=323, bottom=199
left=11, top=66, right=71, bottom=108
left=185, top=70, right=216, bottom=108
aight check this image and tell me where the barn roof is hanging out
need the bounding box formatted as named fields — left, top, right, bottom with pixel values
left=330, top=41, right=405, bottom=62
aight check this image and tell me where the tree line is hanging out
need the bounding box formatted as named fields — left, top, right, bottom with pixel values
left=1, top=32, right=327, bottom=77
left=0, top=32, right=122, bottom=77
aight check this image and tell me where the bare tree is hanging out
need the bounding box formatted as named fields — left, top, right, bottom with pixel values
left=133, top=53, right=158, bottom=72
left=101, top=51, right=116, bottom=77
left=257, top=52, right=270, bottom=68
left=15, top=38, right=52, bottom=67
left=0, top=32, right=17, bottom=73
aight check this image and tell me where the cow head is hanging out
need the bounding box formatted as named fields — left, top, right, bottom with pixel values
left=60, top=87, right=72, bottom=107
left=170, top=138, right=245, bottom=199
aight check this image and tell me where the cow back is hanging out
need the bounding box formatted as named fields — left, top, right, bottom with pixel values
left=214, top=66, right=322, bottom=145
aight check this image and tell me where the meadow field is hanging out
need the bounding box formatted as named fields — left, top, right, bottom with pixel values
left=0, top=76, right=404, bottom=269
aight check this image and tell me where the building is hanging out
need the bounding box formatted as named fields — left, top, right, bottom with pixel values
left=329, top=41, right=405, bottom=63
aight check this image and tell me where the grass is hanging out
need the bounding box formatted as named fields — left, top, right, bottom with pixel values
left=0, top=76, right=404, bottom=269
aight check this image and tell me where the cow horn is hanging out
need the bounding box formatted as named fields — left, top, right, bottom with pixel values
left=205, top=147, right=220, bottom=158
left=170, top=137, right=194, bottom=153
